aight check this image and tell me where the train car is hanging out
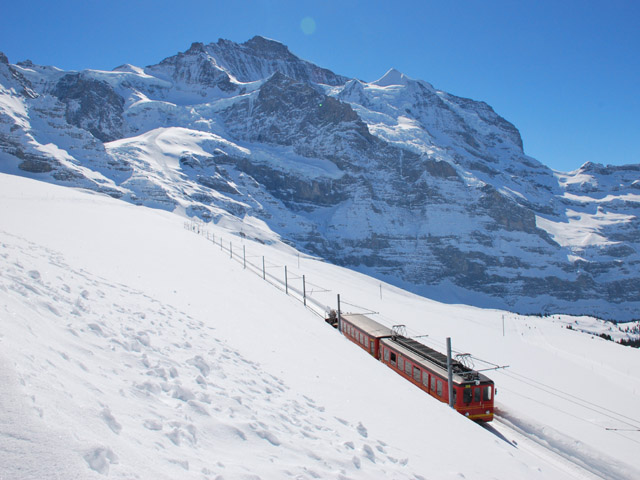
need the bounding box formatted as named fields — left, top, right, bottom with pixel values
left=339, top=313, right=494, bottom=422
left=380, top=336, right=494, bottom=421
left=340, top=313, right=394, bottom=358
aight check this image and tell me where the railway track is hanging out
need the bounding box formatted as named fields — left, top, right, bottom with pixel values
left=486, top=408, right=636, bottom=480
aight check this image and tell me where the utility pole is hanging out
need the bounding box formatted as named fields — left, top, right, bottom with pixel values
left=337, top=294, right=342, bottom=332
left=303, top=275, right=306, bottom=307
left=243, top=245, right=246, bottom=269
left=262, top=256, right=265, bottom=280
left=285, top=266, right=288, bottom=295
left=446, top=337, right=454, bottom=409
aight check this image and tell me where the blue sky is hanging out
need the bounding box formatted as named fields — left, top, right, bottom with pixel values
left=2, top=0, right=638, bottom=172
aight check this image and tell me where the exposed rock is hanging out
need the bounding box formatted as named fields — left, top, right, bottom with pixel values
left=53, top=73, right=124, bottom=142
left=425, top=159, right=459, bottom=179
left=478, top=185, right=540, bottom=234
left=18, top=157, right=56, bottom=173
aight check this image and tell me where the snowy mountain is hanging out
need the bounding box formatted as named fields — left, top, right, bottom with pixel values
left=2, top=173, right=639, bottom=479
left=0, top=37, right=639, bottom=320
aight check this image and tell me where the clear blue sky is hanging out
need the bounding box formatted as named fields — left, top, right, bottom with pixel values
left=2, top=0, right=638, bottom=172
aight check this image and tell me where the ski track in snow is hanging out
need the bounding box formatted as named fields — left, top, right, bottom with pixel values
left=0, top=231, right=418, bottom=480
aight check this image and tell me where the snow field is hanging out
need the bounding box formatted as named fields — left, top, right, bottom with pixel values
left=1, top=173, right=639, bottom=479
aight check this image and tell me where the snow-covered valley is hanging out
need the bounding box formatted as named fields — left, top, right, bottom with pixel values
left=1, top=174, right=639, bottom=479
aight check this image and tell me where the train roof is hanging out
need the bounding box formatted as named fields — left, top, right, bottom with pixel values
left=381, top=336, right=493, bottom=386
left=340, top=314, right=394, bottom=338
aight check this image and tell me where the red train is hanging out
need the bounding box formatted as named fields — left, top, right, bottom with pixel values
left=338, top=313, right=494, bottom=422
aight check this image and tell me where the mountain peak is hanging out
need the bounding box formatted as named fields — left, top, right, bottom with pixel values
left=241, top=36, right=291, bottom=56
left=202, top=36, right=347, bottom=85
left=372, top=68, right=411, bottom=87
left=187, top=42, right=207, bottom=55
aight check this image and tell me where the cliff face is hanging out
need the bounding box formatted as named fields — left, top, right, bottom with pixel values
left=1, top=37, right=638, bottom=320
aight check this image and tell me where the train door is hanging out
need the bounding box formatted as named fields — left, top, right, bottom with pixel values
left=473, top=386, right=481, bottom=404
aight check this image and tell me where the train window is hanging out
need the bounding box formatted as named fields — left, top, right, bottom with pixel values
left=422, top=373, right=429, bottom=388
left=398, top=357, right=404, bottom=371
left=463, top=388, right=472, bottom=404
left=404, top=361, right=411, bottom=376
left=483, top=386, right=492, bottom=401
left=384, top=348, right=390, bottom=362
left=370, top=340, right=374, bottom=354
left=413, top=366, right=421, bottom=382
left=474, top=387, right=481, bottom=402
left=390, top=351, right=396, bottom=366
left=452, top=389, right=457, bottom=405
left=430, top=376, right=436, bottom=392
left=436, top=380, right=443, bottom=397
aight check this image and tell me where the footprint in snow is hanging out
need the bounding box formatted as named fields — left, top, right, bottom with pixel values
left=188, top=355, right=211, bottom=377
left=256, top=429, right=281, bottom=446
left=101, top=407, right=122, bottom=434
left=83, top=447, right=118, bottom=475
left=143, top=419, right=163, bottom=431
left=362, top=444, right=376, bottom=463
left=27, top=270, right=41, bottom=281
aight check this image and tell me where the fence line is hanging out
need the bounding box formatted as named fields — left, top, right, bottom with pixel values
left=185, top=221, right=336, bottom=319
left=184, top=220, right=418, bottom=338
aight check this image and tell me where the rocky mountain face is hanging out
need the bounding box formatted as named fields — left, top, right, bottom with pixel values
left=1, top=36, right=638, bottom=320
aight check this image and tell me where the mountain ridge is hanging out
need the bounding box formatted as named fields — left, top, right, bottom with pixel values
left=0, top=38, right=638, bottom=320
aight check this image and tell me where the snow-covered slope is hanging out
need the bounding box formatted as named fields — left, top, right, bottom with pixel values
left=0, top=38, right=639, bottom=320
left=1, top=174, right=639, bottom=479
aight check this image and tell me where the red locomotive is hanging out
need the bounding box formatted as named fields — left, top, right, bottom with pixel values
left=339, top=313, right=494, bottom=422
